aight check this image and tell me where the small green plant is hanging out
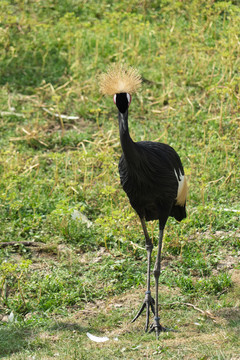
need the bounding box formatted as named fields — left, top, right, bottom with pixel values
left=0, top=259, right=32, bottom=312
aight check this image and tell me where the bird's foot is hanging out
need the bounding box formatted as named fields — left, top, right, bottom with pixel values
left=149, top=317, right=166, bottom=338
left=131, top=291, right=155, bottom=332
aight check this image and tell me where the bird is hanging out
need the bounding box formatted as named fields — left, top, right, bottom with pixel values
left=99, top=64, right=187, bottom=337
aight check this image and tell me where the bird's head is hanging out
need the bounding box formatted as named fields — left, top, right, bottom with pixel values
left=113, top=92, right=131, bottom=114
left=99, top=63, right=141, bottom=114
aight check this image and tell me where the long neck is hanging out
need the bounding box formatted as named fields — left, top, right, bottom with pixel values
left=118, top=110, right=138, bottom=164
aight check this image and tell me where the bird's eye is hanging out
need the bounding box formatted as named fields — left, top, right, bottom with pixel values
left=127, top=93, right=132, bottom=106
left=113, top=94, right=116, bottom=104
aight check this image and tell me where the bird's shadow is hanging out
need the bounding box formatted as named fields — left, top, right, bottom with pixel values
left=49, top=320, right=96, bottom=334
left=0, top=319, right=97, bottom=359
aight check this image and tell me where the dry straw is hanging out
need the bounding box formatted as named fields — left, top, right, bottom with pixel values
left=99, top=63, right=142, bottom=96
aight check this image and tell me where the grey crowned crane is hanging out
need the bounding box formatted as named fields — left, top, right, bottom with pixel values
left=99, top=64, right=187, bottom=337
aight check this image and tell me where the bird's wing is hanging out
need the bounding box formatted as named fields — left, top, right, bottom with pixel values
left=137, top=141, right=187, bottom=205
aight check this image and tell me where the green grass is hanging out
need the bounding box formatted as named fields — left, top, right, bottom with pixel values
left=0, top=0, right=240, bottom=358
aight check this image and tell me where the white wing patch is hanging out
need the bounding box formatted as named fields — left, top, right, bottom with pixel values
left=174, top=169, right=187, bottom=206
left=174, top=169, right=184, bottom=196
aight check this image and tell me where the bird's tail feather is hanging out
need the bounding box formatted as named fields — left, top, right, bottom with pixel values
left=170, top=204, right=186, bottom=222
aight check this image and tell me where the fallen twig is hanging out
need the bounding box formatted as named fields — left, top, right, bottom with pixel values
left=0, top=241, right=44, bottom=249
left=22, top=163, right=40, bottom=174
left=0, top=111, right=25, bottom=118
left=129, top=241, right=145, bottom=251
left=42, top=107, right=80, bottom=120
left=9, top=127, right=49, bottom=147
left=169, top=301, right=217, bottom=322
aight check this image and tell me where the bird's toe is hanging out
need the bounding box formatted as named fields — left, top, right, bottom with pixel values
left=132, top=291, right=155, bottom=329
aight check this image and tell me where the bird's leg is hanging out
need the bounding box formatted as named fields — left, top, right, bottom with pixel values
left=132, top=218, right=155, bottom=332
left=149, top=227, right=166, bottom=338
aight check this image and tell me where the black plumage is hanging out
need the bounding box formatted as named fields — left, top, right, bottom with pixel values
left=119, top=141, right=186, bottom=225
left=115, top=92, right=187, bottom=336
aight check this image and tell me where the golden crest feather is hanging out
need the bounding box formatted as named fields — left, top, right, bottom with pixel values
left=99, top=63, right=142, bottom=96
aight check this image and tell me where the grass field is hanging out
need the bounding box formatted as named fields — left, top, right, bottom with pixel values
left=0, top=1, right=239, bottom=359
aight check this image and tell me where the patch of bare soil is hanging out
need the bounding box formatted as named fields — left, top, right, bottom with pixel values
left=74, top=268, right=239, bottom=356
left=231, top=269, right=240, bottom=288
left=215, top=269, right=240, bottom=323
